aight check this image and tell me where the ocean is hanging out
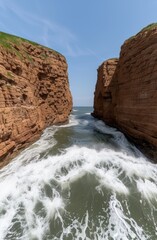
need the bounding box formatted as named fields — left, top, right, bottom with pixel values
left=0, top=107, right=157, bottom=239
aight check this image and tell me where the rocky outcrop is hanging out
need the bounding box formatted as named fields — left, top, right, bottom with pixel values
left=0, top=32, right=72, bottom=167
left=93, top=59, right=118, bottom=125
left=93, top=24, right=157, bottom=160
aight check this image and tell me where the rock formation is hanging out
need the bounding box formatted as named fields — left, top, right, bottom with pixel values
left=93, top=59, right=118, bottom=125
left=0, top=32, right=72, bottom=167
left=93, top=24, right=157, bottom=160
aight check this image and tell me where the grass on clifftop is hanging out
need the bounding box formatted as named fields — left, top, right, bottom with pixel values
left=0, top=31, right=61, bottom=58
left=126, top=23, right=157, bottom=42
left=0, top=32, right=38, bottom=48
left=139, top=23, right=157, bottom=33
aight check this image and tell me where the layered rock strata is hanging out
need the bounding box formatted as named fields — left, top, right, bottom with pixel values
left=0, top=32, right=72, bottom=167
left=93, top=24, right=157, bottom=160
left=93, top=59, right=118, bottom=125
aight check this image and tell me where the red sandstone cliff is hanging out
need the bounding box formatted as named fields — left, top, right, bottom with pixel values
left=93, top=59, right=118, bottom=125
left=0, top=32, right=72, bottom=167
left=93, top=24, right=157, bottom=160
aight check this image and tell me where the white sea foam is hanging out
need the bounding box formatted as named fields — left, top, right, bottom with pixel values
left=93, top=120, right=145, bottom=158
left=103, top=195, right=149, bottom=239
left=0, top=111, right=157, bottom=239
left=58, top=114, right=79, bottom=128
left=0, top=143, right=156, bottom=239
left=136, top=179, right=157, bottom=200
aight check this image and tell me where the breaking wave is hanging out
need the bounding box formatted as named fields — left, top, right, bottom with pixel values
left=0, top=107, right=157, bottom=239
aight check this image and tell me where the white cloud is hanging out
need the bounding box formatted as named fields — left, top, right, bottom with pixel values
left=0, top=0, right=95, bottom=57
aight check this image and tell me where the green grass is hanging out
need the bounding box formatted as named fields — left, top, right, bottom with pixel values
left=139, top=23, right=157, bottom=33
left=109, top=57, right=118, bottom=61
left=0, top=32, right=34, bottom=49
left=0, top=31, right=62, bottom=60
left=40, top=53, right=48, bottom=60
left=126, top=23, right=157, bottom=42
left=7, top=71, right=14, bottom=78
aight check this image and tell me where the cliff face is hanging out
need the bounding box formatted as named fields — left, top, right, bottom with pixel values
left=93, top=24, right=157, bottom=160
left=93, top=59, right=118, bottom=125
left=0, top=32, right=72, bottom=167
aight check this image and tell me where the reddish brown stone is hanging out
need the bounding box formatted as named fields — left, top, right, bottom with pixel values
left=93, top=25, right=157, bottom=161
left=0, top=33, right=72, bottom=168
left=93, top=58, right=118, bottom=125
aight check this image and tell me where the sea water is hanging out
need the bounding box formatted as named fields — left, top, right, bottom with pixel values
left=0, top=107, right=157, bottom=239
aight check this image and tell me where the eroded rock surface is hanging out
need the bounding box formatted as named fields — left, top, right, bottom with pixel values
left=93, top=59, right=118, bottom=125
left=0, top=32, right=72, bottom=167
left=93, top=24, right=157, bottom=160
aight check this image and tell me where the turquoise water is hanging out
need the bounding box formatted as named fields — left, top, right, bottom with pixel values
left=0, top=107, right=157, bottom=239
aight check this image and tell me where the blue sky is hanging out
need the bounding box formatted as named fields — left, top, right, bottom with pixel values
left=0, top=0, right=157, bottom=106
